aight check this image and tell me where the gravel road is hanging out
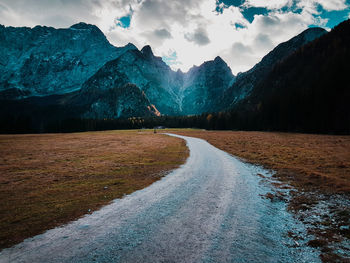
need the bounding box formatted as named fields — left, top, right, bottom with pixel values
left=0, top=134, right=320, bottom=263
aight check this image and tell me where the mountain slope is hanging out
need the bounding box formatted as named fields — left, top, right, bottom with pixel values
left=0, top=82, right=159, bottom=133
left=181, top=56, right=234, bottom=115
left=0, top=22, right=136, bottom=98
left=71, top=80, right=160, bottom=119
left=220, top=27, right=327, bottom=110
left=84, top=45, right=182, bottom=115
left=79, top=45, right=235, bottom=116
left=229, top=19, right=350, bottom=133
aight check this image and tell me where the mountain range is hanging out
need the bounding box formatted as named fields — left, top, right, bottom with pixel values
left=0, top=22, right=136, bottom=99
left=0, top=20, right=349, bottom=133
left=0, top=22, right=235, bottom=118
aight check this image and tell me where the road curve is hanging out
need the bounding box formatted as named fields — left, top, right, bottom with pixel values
left=0, top=134, right=319, bottom=263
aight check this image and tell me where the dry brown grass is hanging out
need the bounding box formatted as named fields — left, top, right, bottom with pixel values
left=168, top=130, right=350, bottom=193
left=0, top=130, right=188, bottom=249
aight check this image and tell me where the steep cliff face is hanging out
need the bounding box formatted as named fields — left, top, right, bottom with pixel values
left=220, top=27, right=327, bottom=110
left=80, top=47, right=235, bottom=116
left=0, top=22, right=135, bottom=98
left=78, top=83, right=160, bottom=119
left=181, top=56, right=234, bottom=115
left=78, top=45, right=183, bottom=115
left=65, top=66, right=158, bottom=118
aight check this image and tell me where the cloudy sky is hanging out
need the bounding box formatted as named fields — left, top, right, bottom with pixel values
left=0, top=0, right=349, bottom=73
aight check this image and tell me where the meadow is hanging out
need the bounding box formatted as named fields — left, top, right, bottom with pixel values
left=0, top=130, right=188, bottom=249
left=169, top=130, right=350, bottom=193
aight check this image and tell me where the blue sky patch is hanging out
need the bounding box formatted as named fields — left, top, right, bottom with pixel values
left=162, top=51, right=180, bottom=66
left=316, top=3, right=350, bottom=28
left=216, top=0, right=269, bottom=23
left=241, top=7, right=269, bottom=23
left=216, top=0, right=350, bottom=28
left=235, top=23, right=245, bottom=29
left=219, top=0, right=245, bottom=7
left=116, top=6, right=134, bottom=29
left=216, top=0, right=245, bottom=12
left=280, top=2, right=302, bottom=14
left=116, top=15, right=131, bottom=28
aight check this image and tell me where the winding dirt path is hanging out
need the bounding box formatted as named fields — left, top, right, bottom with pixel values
left=0, top=134, right=319, bottom=263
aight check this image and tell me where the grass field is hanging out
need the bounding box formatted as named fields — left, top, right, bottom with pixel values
left=0, top=130, right=188, bottom=249
left=168, top=129, right=350, bottom=261
left=1, top=129, right=349, bottom=260
left=168, top=130, right=350, bottom=193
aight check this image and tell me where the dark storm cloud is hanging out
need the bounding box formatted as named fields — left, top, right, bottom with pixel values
left=0, top=3, right=8, bottom=11
left=141, top=28, right=172, bottom=46
left=254, top=33, right=274, bottom=51
left=231, top=42, right=252, bottom=54
left=184, top=28, right=210, bottom=46
left=154, top=28, right=172, bottom=39
left=260, top=15, right=280, bottom=26
left=136, top=0, right=201, bottom=28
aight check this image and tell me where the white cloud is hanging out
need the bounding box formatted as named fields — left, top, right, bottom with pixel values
left=0, top=0, right=348, bottom=74
left=0, top=0, right=101, bottom=28
left=316, top=0, right=347, bottom=11
left=244, top=0, right=293, bottom=10
left=296, top=0, right=348, bottom=14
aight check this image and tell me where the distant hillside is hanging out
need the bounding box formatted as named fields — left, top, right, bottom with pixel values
left=226, top=19, right=350, bottom=133
left=219, top=27, right=327, bottom=110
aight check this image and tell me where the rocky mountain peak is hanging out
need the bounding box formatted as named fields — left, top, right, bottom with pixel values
left=70, top=22, right=98, bottom=30
left=32, top=25, right=52, bottom=31
left=301, top=27, right=328, bottom=42
left=141, top=45, right=154, bottom=57
left=124, top=42, right=138, bottom=50
left=214, top=56, right=225, bottom=64
left=69, top=22, right=106, bottom=40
